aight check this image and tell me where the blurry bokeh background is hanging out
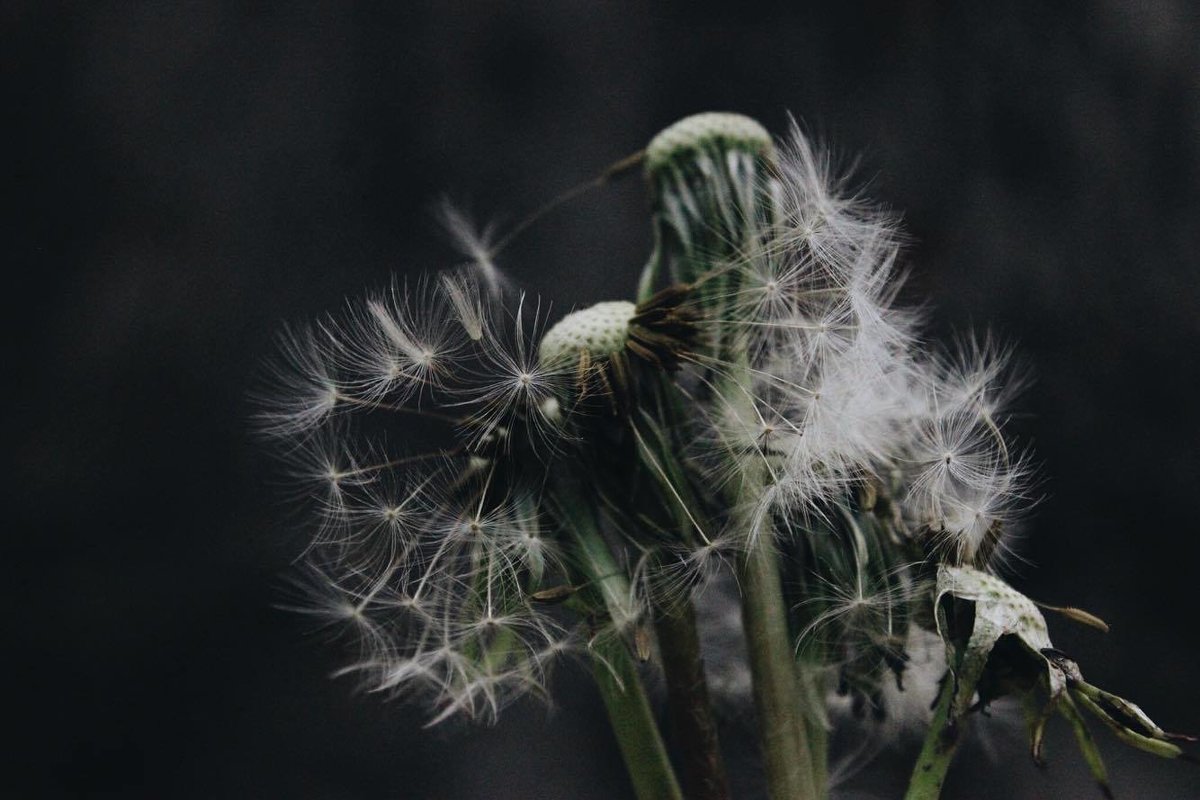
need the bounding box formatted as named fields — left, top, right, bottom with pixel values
left=9, top=2, right=1200, bottom=797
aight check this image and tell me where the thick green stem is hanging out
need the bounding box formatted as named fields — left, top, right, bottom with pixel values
left=654, top=601, right=731, bottom=800
left=800, top=665, right=829, bottom=795
left=737, top=537, right=823, bottom=800
left=715, top=343, right=825, bottom=798
left=904, top=671, right=966, bottom=800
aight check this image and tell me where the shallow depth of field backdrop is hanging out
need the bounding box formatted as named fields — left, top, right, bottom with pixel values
left=9, top=3, right=1200, bottom=798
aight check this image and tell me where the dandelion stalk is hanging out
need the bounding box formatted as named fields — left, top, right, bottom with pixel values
left=632, top=398, right=732, bottom=799
left=653, top=602, right=730, bottom=800
left=554, top=475, right=684, bottom=800
left=903, top=671, right=965, bottom=800
left=722, top=363, right=824, bottom=797
left=738, top=534, right=823, bottom=799
left=642, top=112, right=827, bottom=798
left=589, top=633, right=684, bottom=800
left=722, top=348, right=824, bottom=800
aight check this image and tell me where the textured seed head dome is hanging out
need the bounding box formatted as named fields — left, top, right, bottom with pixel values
left=645, top=112, right=774, bottom=172
left=538, top=301, right=637, bottom=366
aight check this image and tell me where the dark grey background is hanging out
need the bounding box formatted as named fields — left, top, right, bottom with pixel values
left=8, top=2, right=1199, bottom=798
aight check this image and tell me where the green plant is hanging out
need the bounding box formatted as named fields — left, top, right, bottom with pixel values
left=258, top=112, right=1193, bottom=799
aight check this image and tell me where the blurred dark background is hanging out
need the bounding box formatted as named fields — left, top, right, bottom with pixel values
left=8, top=2, right=1200, bottom=798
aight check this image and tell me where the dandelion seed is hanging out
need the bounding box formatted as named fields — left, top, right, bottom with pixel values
left=254, top=323, right=342, bottom=438
left=440, top=271, right=486, bottom=341
left=436, top=199, right=505, bottom=296
left=333, top=277, right=468, bottom=404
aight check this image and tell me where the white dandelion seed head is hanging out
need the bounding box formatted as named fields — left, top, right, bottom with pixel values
left=258, top=111, right=1048, bottom=741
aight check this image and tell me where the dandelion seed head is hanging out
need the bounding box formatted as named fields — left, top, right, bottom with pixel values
left=645, top=112, right=775, bottom=172
left=538, top=300, right=637, bottom=366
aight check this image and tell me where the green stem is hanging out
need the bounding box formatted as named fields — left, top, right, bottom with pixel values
left=654, top=601, right=731, bottom=800
left=637, top=237, right=664, bottom=302
left=556, top=480, right=683, bottom=800
left=631, top=391, right=731, bottom=799
left=590, top=634, right=685, bottom=800
left=715, top=343, right=824, bottom=799
left=737, top=536, right=823, bottom=800
left=800, top=665, right=829, bottom=795
left=903, top=671, right=966, bottom=800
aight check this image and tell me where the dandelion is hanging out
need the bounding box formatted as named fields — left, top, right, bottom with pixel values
left=258, top=111, right=1191, bottom=800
